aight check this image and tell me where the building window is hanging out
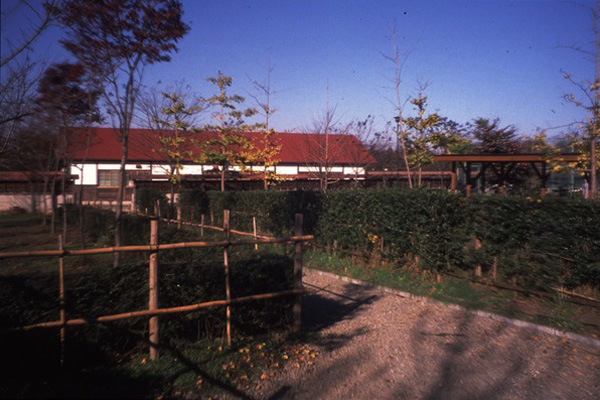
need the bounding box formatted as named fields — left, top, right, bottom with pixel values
left=98, top=170, right=125, bottom=186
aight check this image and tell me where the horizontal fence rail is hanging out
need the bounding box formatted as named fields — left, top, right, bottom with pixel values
left=0, top=236, right=313, bottom=259
left=5, top=289, right=306, bottom=333
left=1, top=210, right=310, bottom=365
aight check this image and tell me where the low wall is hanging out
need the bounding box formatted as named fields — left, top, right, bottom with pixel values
left=0, top=194, right=55, bottom=213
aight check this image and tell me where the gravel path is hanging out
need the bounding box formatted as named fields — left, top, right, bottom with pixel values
left=251, top=269, right=600, bottom=400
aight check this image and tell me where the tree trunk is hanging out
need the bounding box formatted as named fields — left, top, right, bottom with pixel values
left=78, top=182, right=85, bottom=249
left=220, top=167, right=226, bottom=192
left=61, top=168, right=67, bottom=242
left=593, top=0, right=599, bottom=199
left=592, top=137, right=597, bottom=199
left=169, top=176, right=175, bottom=220
left=264, top=167, right=268, bottom=190
left=41, top=175, right=50, bottom=226
left=113, top=134, right=129, bottom=267
left=50, top=175, right=57, bottom=234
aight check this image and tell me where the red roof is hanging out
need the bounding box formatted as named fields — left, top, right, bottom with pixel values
left=0, top=171, right=74, bottom=182
left=65, top=127, right=374, bottom=165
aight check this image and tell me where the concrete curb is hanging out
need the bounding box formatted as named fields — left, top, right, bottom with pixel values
left=305, top=267, right=600, bottom=349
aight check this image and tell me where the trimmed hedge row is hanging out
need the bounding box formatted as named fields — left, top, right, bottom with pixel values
left=175, top=188, right=600, bottom=291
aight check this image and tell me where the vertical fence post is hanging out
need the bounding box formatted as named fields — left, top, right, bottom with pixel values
left=177, top=202, right=182, bottom=230
left=155, top=199, right=160, bottom=218
left=293, top=213, right=303, bottom=333
left=474, top=238, right=482, bottom=276
left=492, top=256, right=498, bottom=280
left=149, top=219, right=159, bottom=361
left=200, top=214, right=205, bottom=238
left=58, top=235, right=66, bottom=367
left=223, top=210, right=232, bottom=346
left=253, top=216, right=258, bottom=251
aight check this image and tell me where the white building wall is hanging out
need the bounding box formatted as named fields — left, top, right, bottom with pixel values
left=275, top=165, right=298, bottom=175
left=343, top=166, right=365, bottom=175
left=71, top=163, right=98, bottom=185
left=151, top=164, right=169, bottom=175
left=71, top=161, right=367, bottom=185
left=180, top=165, right=204, bottom=174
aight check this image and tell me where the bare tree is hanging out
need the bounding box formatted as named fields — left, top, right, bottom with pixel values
left=345, top=115, right=379, bottom=186
left=302, top=82, right=349, bottom=191
left=247, top=62, right=283, bottom=189
left=0, top=57, right=40, bottom=159
left=0, top=0, right=58, bottom=68
left=0, top=1, right=59, bottom=157
left=380, top=25, right=414, bottom=188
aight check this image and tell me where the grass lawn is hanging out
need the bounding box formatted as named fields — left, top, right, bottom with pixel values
left=305, top=248, right=600, bottom=338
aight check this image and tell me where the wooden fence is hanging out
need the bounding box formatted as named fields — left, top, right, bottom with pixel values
left=0, top=210, right=312, bottom=365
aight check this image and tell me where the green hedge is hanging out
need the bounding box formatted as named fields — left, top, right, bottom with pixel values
left=185, top=189, right=599, bottom=291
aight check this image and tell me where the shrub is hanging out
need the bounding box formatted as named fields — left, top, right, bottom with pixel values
left=189, top=189, right=599, bottom=291
left=136, top=188, right=167, bottom=215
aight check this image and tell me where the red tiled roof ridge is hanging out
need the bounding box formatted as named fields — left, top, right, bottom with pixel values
left=65, top=127, right=375, bottom=165
left=65, top=126, right=359, bottom=137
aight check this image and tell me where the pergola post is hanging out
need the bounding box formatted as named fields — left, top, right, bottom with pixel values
left=450, top=161, right=457, bottom=191
left=465, top=162, right=472, bottom=198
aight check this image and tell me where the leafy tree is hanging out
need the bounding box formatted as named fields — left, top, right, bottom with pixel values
left=35, top=62, right=101, bottom=238
left=467, top=118, right=530, bottom=189
left=565, top=125, right=600, bottom=190
left=140, top=86, right=201, bottom=213
left=252, top=128, right=282, bottom=190
left=563, top=73, right=600, bottom=199
left=558, top=0, right=599, bottom=199
left=403, top=92, right=467, bottom=187
left=469, top=118, right=521, bottom=154
left=56, top=0, right=189, bottom=264
left=194, top=72, right=260, bottom=192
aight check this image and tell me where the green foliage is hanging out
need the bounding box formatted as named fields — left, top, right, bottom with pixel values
left=204, top=190, right=322, bottom=236
left=178, top=188, right=209, bottom=217
left=317, top=189, right=468, bottom=272
left=135, top=188, right=167, bottom=215
left=404, top=94, right=467, bottom=174
left=152, top=92, right=202, bottom=184
left=189, top=189, right=600, bottom=291
left=469, top=118, right=521, bottom=154
left=193, top=72, right=262, bottom=190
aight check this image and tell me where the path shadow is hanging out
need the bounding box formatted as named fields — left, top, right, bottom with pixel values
left=302, top=281, right=377, bottom=332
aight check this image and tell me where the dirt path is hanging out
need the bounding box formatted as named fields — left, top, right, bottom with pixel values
left=252, top=269, right=600, bottom=400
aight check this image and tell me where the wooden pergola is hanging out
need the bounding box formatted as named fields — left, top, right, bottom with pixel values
left=434, top=153, right=581, bottom=197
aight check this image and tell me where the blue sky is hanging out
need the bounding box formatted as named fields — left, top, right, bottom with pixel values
left=1, top=0, right=597, bottom=137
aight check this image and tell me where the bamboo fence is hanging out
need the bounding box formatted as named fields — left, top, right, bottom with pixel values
left=0, top=211, right=311, bottom=364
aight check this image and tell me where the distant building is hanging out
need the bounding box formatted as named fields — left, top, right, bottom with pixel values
left=65, top=127, right=374, bottom=207
left=0, top=171, right=73, bottom=213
